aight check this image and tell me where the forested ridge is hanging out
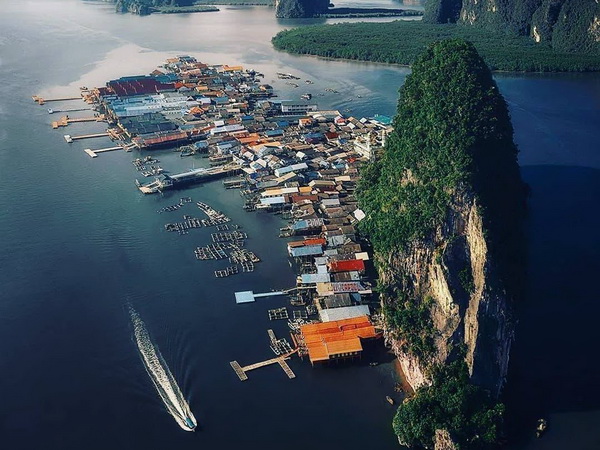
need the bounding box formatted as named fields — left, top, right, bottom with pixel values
left=272, top=21, right=600, bottom=72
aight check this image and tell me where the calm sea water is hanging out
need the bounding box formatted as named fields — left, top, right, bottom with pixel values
left=0, top=1, right=598, bottom=449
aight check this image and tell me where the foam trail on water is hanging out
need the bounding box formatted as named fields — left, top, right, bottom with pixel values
left=129, top=305, right=197, bottom=431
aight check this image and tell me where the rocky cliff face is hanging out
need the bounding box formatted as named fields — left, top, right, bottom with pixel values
left=424, top=0, right=600, bottom=53
left=358, top=39, right=524, bottom=447
left=380, top=188, right=513, bottom=397
left=275, top=0, right=329, bottom=18
left=357, top=39, right=526, bottom=405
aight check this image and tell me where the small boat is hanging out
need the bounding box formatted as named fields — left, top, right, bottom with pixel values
left=369, top=362, right=379, bottom=367
left=386, top=396, right=394, bottom=405
left=301, top=93, right=312, bottom=100
left=184, top=415, right=197, bottom=432
left=536, top=418, right=548, bottom=438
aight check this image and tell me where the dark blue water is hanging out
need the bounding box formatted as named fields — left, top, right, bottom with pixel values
left=0, top=1, right=599, bottom=449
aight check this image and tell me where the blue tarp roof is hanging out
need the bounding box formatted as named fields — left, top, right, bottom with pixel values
left=301, top=273, right=331, bottom=284
left=265, top=129, right=284, bottom=137
left=290, top=245, right=323, bottom=257
left=155, top=73, right=179, bottom=83
left=292, top=218, right=324, bottom=230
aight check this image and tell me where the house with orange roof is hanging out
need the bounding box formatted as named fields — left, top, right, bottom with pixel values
left=299, top=316, right=381, bottom=364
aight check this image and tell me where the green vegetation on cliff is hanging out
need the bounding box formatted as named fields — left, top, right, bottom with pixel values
left=382, top=293, right=436, bottom=359
left=424, top=0, right=600, bottom=55
left=356, top=39, right=523, bottom=447
left=356, top=39, right=523, bottom=252
left=393, top=359, right=504, bottom=449
left=272, top=21, right=600, bottom=72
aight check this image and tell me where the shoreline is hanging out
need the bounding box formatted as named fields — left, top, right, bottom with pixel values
left=271, top=48, right=600, bottom=75
left=271, top=21, right=600, bottom=73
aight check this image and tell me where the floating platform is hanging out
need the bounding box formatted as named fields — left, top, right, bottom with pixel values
left=235, top=290, right=286, bottom=304
left=268, top=307, right=289, bottom=321
left=230, top=353, right=296, bottom=381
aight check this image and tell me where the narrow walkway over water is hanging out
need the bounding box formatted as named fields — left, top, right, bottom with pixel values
left=230, top=350, right=297, bottom=381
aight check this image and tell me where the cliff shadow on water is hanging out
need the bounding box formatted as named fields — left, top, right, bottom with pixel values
left=504, top=165, right=600, bottom=444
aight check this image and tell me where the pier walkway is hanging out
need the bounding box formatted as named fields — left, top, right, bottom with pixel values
left=230, top=350, right=297, bottom=382
left=52, top=115, right=106, bottom=129
left=84, top=146, right=124, bottom=158
left=64, top=133, right=109, bottom=143
left=234, top=287, right=308, bottom=304
left=32, top=95, right=81, bottom=105
left=234, top=290, right=286, bottom=304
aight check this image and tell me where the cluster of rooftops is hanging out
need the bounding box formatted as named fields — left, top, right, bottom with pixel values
left=88, top=56, right=396, bottom=364
left=87, top=55, right=392, bottom=158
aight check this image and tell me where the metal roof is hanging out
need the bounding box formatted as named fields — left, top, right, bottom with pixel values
left=289, top=245, right=323, bottom=258
left=319, top=305, right=371, bottom=323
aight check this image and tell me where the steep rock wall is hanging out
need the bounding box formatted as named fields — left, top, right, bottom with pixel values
left=380, top=189, right=513, bottom=396
left=424, top=0, right=600, bottom=53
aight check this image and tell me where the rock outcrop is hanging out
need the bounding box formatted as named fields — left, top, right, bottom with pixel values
left=434, top=429, right=458, bottom=450
left=114, top=0, right=195, bottom=15
left=424, top=0, right=600, bottom=53
left=358, top=39, right=526, bottom=446
left=380, top=186, right=514, bottom=397
left=275, top=0, right=329, bottom=18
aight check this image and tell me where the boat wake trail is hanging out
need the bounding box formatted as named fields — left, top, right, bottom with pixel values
left=128, top=305, right=197, bottom=431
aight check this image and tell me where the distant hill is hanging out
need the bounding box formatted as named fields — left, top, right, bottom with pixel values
left=274, top=0, right=330, bottom=18
left=113, top=0, right=196, bottom=15
left=424, top=0, right=600, bottom=54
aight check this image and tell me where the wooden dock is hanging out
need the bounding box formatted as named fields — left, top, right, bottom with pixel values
left=52, top=115, right=105, bottom=129
left=234, top=290, right=288, bottom=304
left=64, top=132, right=109, bottom=143
left=32, top=95, right=81, bottom=105
left=84, top=146, right=124, bottom=158
left=278, top=359, right=295, bottom=379
left=229, top=360, right=248, bottom=381
left=230, top=355, right=295, bottom=381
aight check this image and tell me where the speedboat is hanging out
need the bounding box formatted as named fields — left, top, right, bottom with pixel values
left=184, top=416, right=197, bottom=431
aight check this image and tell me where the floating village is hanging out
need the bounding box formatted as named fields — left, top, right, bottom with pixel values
left=34, top=56, right=399, bottom=393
